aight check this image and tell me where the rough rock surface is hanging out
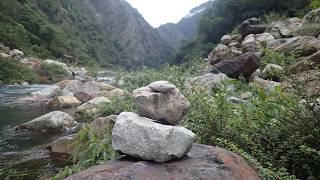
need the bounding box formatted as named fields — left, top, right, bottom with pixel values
left=185, top=73, right=230, bottom=93
left=75, top=97, right=111, bottom=121
left=268, top=36, right=320, bottom=57
left=66, top=143, right=261, bottom=180
left=112, top=112, right=196, bottom=162
left=295, top=8, right=320, bottom=37
left=261, top=64, right=284, bottom=81
left=48, top=96, right=81, bottom=109
left=50, top=115, right=117, bottom=155
left=242, top=33, right=275, bottom=52
left=149, top=81, right=176, bottom=93
left=253, top=77, right=281, bottom=91
left=209, top=53, right=261, bottom=79
left=31, top=85, right=60, bottom=98
left=133, top=85, right=190, bottom=125
left=16, top=111, right=78, bottom=133
left=239, top=18, right=267, bottom=38
left=267, top=18, right=301, bottom=38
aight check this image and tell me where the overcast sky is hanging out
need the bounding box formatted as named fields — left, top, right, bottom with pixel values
left=126, top=0, right=209, bottom=28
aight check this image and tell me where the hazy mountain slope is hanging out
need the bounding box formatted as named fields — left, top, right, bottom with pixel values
left=0, top=0, right=171, bottom=68
left=157, top=0, right=213, bottom=49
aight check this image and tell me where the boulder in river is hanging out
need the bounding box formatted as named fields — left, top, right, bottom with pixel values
left=66, top=143, right=261, bottom=180
left=31, top=85, right=60, bottom=98
left=133, top=82, right=190, bottom=125
left=112, top=112, right=196, bottom=162
left=47, top=96, right=81, bottom=109
left=16, top=111, right=78, bottom=133
left=50, top=115, right=117, bottom=155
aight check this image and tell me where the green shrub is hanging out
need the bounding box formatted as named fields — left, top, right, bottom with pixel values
left=53, top=124, right=116, bottom=179
left=0, top=57, right=39, bottom=83
left=42, top=62, right=70, bottom=82
left=116, top=63, right=320, bottom=180
left=310, top=0, right=320, bottom=10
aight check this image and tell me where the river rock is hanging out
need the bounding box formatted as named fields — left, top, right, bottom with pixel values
left=185, top=73, right=230, bottom=93
left=133, top=84, right=190, bottom=125
left=93, top=88, right=124, bottom=100
left=16, top=111, right=78, bottom=133
left=112, top=112, right=196, bottom=163
left=75, top=97, right=111, bottom=121
left=261, top=64, right=284, bottom=81
left=50, top=134, right=77, bottom=155
left=31, top=85, right=60, bottom=98
left=48, top=96, right=81, bottom=109
left=50, top=115, right=117, bottom=155
left=60, top=80, right=114, bottom=97
left=74, top=92, right=92, bottom=103
left=66, top=143, right=261, bottom=180
left=268, top=36, right=320, bottom=57
left=239, top=18, right=267, bottom=38
left=149, top=81, right=176, bottom=93
left=208, top=52, right=261, bottom=79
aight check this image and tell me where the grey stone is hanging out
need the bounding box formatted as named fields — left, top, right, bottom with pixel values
left=261, top=64, right=284, bottom=81
left=112, top=112, right=196, bottom=162
left=185, top=73, right=230, bottom=93
left=75, top=97, right=111, bottom=121
left=149, top=81, right=176, bottom=93
left=16, top=111, right=78, bottom=133
left=133, top=85, right=190, bottom=125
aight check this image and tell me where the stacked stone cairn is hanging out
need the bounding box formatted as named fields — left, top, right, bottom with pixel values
left=112, top=81, right=196, bottom=162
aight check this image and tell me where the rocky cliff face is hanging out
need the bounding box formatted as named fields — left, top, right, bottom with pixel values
left=0, top=0, right=171, bottom=68
left=157, top=0, right=213, bottom=49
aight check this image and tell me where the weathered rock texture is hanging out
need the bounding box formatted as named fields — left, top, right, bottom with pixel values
left=66, top=143, right=261, bottom=180
left=112, top=112, right=196, bottom=162
left=133, top=83, right=190, bottom=125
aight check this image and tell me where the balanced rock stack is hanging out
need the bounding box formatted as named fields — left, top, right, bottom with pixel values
left=112, top=81, right=196, bottom=162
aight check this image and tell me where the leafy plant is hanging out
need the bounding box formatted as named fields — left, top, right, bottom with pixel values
left=0, top=57, right=39, bottom=83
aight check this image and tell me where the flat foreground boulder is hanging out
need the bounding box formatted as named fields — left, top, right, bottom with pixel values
left=66, top=143, right=261, bottom=180
left=112, top=112, right=196, bottom=162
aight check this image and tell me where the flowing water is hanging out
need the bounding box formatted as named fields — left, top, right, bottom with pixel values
left=0, top=85, right=64, bottom=179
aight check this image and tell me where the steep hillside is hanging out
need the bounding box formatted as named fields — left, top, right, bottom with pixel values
left=173, top=0, right=311, bottom=64
left=157, top=1, right=213, bottom=49
left=0, top=0, right=171, bottom=68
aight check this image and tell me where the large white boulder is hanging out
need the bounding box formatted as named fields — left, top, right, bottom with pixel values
left=16, top=111, right=78, bottom=133
left=112, top=112, right=196, bottom=162
left=133, top=82, right=190, bottom=125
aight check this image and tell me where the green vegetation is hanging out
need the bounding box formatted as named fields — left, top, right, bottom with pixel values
left=53, top=125, right=116, bottom=179
left=42, top=62, right=70, bottom=82
left=0, top=57, right=38, bottom=83
left=310, top=0, right=320, bottom=10
left=87, top=56, right=318, bottom=179
left=0, top=0, right=115, bottom=67
left=173, top=0, right=311, bottom=64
